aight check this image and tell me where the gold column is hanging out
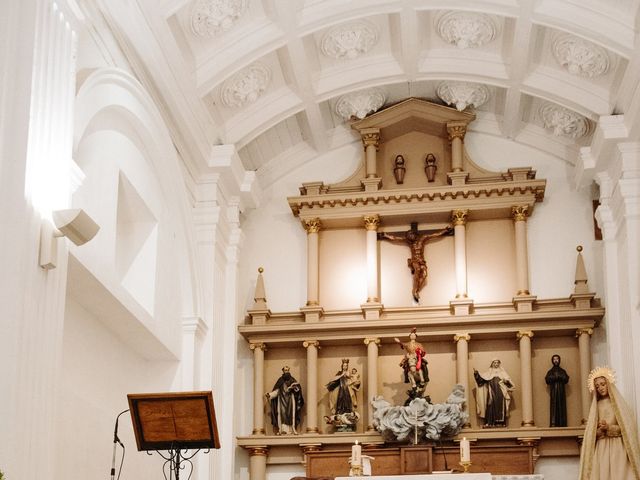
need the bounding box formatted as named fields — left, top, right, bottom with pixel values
left=363, top=215, right=380, bottom=303
left=452, top=210, right=469, bottom=298
left=303, top=340, right=320, bottom=433
left=577, top=328, right=594, bottom=424
left=248, top=446, right=269, bottom=480
left=361, top=130, right=380, bottom=178
left=249, top=342, right=267, bottom=435
left=302, top=218, right=322, bottom=306
left=454, top=333, right=471, bottom=426
left=512, top=205, right=530, bottom=296
left=517, top=331, right=535, bottom=426
left=364, top=337, right=380, bottom=432
left=447, top=123, right=466, bottom=172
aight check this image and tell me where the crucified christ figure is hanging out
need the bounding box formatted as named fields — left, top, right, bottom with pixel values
left=378, top=222, right=453, bottom=302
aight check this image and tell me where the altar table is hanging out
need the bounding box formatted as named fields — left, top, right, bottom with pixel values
left=336, top=475, right=492, bottom=480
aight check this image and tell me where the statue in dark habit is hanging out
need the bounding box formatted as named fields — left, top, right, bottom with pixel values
left=545, top=354, right=570, bottom=427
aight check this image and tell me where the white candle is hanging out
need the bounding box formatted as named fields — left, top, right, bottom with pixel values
left=352, top=440, right=362, bottom=465
left=460, top=437, right=470, bottom=462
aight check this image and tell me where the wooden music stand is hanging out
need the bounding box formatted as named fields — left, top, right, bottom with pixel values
left=128, top=391, right=220, bottom=479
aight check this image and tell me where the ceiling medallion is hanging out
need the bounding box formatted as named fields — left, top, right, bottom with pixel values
left=435, top=11, right=499, bottom=49
left=220, top=63, right=271, bottom=108
left=552, top=34, right=610, bottom=78
left=320, top=20, right=379, bottom=60
left=436, top=81, right=490, bottom=111
left=335, top=88, right=386, bottom=120
left=539, top=103, right=590, bottom=139
left=191, top=0, right=249, bottom=37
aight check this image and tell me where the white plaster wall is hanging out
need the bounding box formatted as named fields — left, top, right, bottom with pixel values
left=56, top=296, right=179, bottom=479
left=236, top=133, right=599, bottom=479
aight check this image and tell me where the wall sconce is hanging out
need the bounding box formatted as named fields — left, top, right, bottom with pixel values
left=39, top=208, right=100, bottom=270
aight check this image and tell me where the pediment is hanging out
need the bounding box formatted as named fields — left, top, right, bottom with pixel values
left=350, top=98, right=475, bottom=139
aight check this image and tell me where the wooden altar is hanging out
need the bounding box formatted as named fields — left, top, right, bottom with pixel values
left=237, top=98, right=603, bottom=480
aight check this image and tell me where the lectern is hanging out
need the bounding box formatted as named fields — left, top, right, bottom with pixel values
left=128, top=391, right=220, bottom=479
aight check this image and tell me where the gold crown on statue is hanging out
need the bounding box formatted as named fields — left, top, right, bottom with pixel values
left=587, top=366, right=616, bottom=392
left=341, top=358, right=350, bottom=364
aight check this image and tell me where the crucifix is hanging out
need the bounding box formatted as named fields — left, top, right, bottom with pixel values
left=378, top=222, right=453, bottom=302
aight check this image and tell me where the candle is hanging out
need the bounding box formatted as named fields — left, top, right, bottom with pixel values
left=352, top=440, right=362, bottom=465
left=460, top=437, right=470, bottom=462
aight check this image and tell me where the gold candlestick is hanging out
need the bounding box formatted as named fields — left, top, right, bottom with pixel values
left=459, top=460, right=472, bottom=473
left=350, top=463, right=363, bottom=476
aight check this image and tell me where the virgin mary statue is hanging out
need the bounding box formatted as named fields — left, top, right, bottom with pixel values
left=578, top=366, right=640, bottom=480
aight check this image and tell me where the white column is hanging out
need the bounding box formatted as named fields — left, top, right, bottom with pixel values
left=517, top=331, right=535, bottom=427
left=576, top=328, right=593, bottom=424
left=512, top=205, right=531, bottom=296
left=447, top=123, right=466, bottom=172
left=302, top=218, right=322, bottom=306
left=0, top=2, right=77, bottom=478
left=363, top=215, right=380, bottom=303
left=303, top=340, right=320, bottom=433
left=361, top=129, right=380, bottom=178
left=452, top=210, right=469, bottom=298
left=250, top=343, right=267, bottom=435
left=364, top=337, right=380, bottom=432
left=248, top=447, right=269, bottom=480
left=454, top=333, right=471, bottom=426
left=594, top=145, right=640, bottom=419
left=181, top=317, right=208, bottom=390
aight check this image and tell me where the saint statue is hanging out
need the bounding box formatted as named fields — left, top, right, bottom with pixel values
left=325, top=359, right=361, bottom=431
left=394, top=328, right=429, bottom=398
left=378, top=222, right=453, bottom=302
left=578, top=367, right=640, bottom=480
left=545, top=354, right=569, bottom=427
left=266, top=366, right=304, bottom=435
left=473, top=359, right=515, bottom=428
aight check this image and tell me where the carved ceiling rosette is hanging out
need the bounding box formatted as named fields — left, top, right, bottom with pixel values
left=436, top=81, right=490, bottom=111
left=220, top=62, right=271, bottom=108
left=335, top=88, right=386, bottom=120
left=552, top=33, right=610, bottom=78
left=191, top=0, right=249, bottom=37
left=320, top=20, right=379, bottom=59
left=435, top=11, right=499, bottom=49
left=539, top=103, right=591, bottom=139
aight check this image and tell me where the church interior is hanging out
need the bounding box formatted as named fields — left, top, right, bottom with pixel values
left=1, top=1, right=639, bottom=479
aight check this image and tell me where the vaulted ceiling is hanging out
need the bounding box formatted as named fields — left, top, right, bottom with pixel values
left=94, top=0, right=640, bottom=187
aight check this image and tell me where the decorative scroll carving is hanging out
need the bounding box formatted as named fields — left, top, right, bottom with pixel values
left=249, top=342, right=267, bottom=351
left=552, top=33, right=610, bottom=78
left=220, top=63, right=271, bottom=108
left=436, top=11, right=499, bottom=49
left=336, top=88, right=386, bottom=120
left=517, top=331, right=535, bottom=340
left=437, top=81, right=490, bottom=111
left=302, top=218, right=322, bottom=233
left=454, top=333, right=471, bottom=342
left=191, top=0, right=248, bottom=37
left=320, top=20, right=379, bottom=59
left=539, top=103, right=591, bottom=139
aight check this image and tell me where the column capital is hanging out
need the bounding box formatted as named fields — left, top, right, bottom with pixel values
left=451, top=209, right=469, bottom=226
left=511, top=205, right=530, bottom=222
left=302, top=217, right=322, bottom=233
left=247, top=446, right=269, bottom=456
left=363, top=214, right=380, bottom=231
left=447, top=122, right=467, bottom=141
left=454, top=333, right=471, bottom=342
left=300, top=443, right=322, bottom=454
left=302, top=340, right=320, bottom=348
left=576, top=327, right=594, bottom=337
left=249, top=342, right=267, bottom=351
left=517, top=330, right=534, bottom=340
left=361, top=129, right=380, bottom=150
left=364, top=337, right=381, bottom=346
